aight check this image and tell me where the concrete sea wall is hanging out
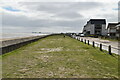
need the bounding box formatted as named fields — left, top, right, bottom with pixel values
left=1, top=35, right=51, bottom=55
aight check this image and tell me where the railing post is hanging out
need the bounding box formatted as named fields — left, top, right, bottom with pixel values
left=85, top=39, right=86, bottom=44
left=93, top=41, right=95, bottom=47
left=81, top=39, right=83, bottom=42
left=100, top=44, right=102, bottom=51
left=88, top=40, right=89, bottom=45
left=108, top=45, right=112, bottom=55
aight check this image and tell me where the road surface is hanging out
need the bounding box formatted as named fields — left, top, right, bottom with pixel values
left=73, top=36, right=120, bottom=55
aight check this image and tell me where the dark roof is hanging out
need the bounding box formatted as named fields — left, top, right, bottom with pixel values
left=108, top=23, right=118, bottom=25
left=88, top=19, right=106, bottom=24
left=116, top=22, right=120, bottom=27
left=107, top=23, right=118, bottom=29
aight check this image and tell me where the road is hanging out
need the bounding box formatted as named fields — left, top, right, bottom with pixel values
left=73, top=36, right=120, bottom=55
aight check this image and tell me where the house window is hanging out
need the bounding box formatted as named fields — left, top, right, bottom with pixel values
left=95, top=24, right=102, bottom=29
left=95, top=31, right=101, bottom=35
left=110, top=33, right=116, bottom=36
left=110, top=29, right=116, bottom=32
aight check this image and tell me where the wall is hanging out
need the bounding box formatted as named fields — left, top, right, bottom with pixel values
left=1, top=35, right=52, bottom=55
left=90, top=24, right=95, bottom=34
left=102, top=24, right=107, bottom=36
left=83, top=23, right=94, bottom=35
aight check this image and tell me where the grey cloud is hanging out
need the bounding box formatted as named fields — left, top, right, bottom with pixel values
left=3, top=12, right=50, bottom=27
left=51, top=19, right=86, bottom=27
left=2, top=2, right=116, bottom=33
left=22, top=2, right=103, bottom=12
left=118, top=1, right=120, bottom=22
left=3, top=12, right=86, bottom=33
left=20, top=2, right=103, bottom=20
left=55, top=11, right=83, bottom=19
left=97, top=14, right=118, bottom=22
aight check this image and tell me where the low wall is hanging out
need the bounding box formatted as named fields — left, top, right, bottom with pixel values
left=1, top=35, right=51, bottom=55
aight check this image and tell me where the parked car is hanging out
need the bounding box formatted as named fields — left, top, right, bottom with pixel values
left=80, top=34, right=85, bottom=37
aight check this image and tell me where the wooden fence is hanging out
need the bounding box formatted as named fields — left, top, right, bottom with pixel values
left=71, top=35, right=119, bottom=55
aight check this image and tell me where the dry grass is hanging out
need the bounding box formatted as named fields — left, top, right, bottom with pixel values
left=2, top=35, right=119, bottom=78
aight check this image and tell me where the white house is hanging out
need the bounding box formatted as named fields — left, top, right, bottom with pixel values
left=115, top=22, right=120, bottom=38
left=83, top=19, right=107, bottom=36
left=107, top=23, right=118, bottom=38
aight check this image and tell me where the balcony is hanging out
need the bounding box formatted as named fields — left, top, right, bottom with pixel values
left=109, top=29, right=116, bottom=33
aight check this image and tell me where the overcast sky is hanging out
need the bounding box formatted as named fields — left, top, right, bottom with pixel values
left=0, top=0, right=119, bottom=33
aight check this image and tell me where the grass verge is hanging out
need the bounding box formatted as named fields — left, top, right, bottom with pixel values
left=2, top=35, right=119, bottom=78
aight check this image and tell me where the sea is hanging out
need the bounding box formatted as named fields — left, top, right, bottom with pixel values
left=0, top=32, right=49, bottom=40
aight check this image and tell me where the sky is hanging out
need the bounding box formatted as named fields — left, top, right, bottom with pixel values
left=0, top=0, right=120, bottom=33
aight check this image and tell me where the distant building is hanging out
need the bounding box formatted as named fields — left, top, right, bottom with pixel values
left=107, top=23, right=118, bottom=38
left=83, top=19, right=107, bottom=36
left=114, top=22, right=120, bottom=38
left=115, top=22, right=120, bottom=38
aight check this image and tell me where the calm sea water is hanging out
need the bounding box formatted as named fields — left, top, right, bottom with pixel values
left=0, top=32, right=49, bottom=39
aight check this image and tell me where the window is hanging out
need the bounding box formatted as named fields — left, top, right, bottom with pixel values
left=95, top=24, right=102, bottom=29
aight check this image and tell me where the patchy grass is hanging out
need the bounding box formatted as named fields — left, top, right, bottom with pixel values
left=2, top=35, right=119, bottom=78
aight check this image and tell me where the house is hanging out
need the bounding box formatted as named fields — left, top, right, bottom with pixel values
left=107, top=23, right=118, bottom=38
left=115, top=22, right=120, bottom=38
left=82, top=19, right=107, bottom=36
